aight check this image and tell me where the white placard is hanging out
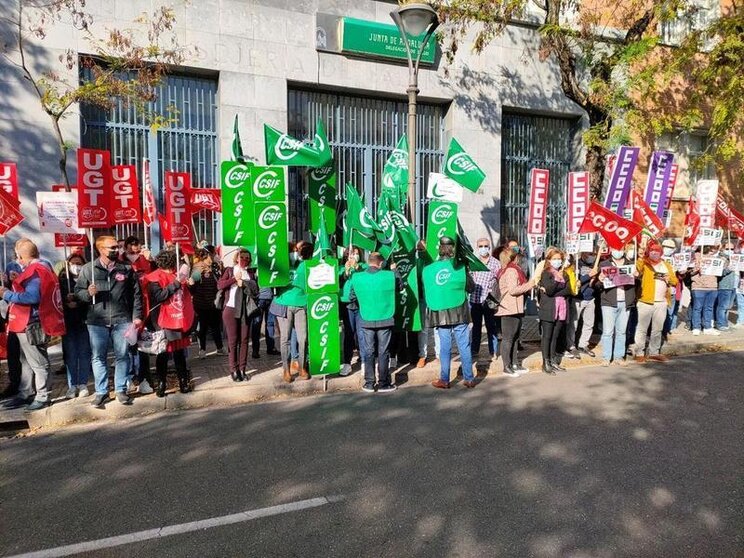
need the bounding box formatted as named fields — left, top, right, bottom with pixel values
left=426, top=173, right=463, bottom=203
left=695, top=227, right=723, bottom=246
left=527, top=233, right=545, bottom=259
left=36, top=191, right=82, bottom=234
left=700, top=256, right=724, bottom=276
left=566, top=232, right=595, bottom=254
left=729, top=253, right=744, bottom=273
left=672, top=252, right=693, bottom=272
left=307, top=262, right=336, bottom=290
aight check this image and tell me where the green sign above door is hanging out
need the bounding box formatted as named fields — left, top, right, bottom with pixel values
left=340, top=17, right=436, bottom=65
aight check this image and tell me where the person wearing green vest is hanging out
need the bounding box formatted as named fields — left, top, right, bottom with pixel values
left=422, top=236, right=476, bottom=389
left=339, top=246, right=367, bottom=377
left=274, top=241, right=313, bottom=383
left=349, top=252, right=403, bottom=393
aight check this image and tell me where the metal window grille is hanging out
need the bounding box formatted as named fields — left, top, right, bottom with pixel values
left=287, top=87, right=446, bottom=240
left=80, top=69, right=218, bottom=246
left=501, top=112, right=578, bottom=250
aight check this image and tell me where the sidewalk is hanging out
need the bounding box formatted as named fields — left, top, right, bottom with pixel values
left=2, top=321, right=743, bottom=432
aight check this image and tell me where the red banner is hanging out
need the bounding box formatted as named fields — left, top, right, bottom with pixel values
left=0, top=188, right=25, bottom=235
left=684, top=197, right=700, bottom=247
left=631, top=190, right=665, bottom=238
left=567, top=171, right=590, bottom=234
left=142, top=159, right=156, bottom=226
left=0, top=162, right=19, bottom=200
left=190, top=188, right=222, bottom=212
left=164, top=171, right=193, bottom=243
left=110, top=165, right=141, bottom=224
left=77, top=148, right=112, bottom=228
left=528, top=168, right=549, bottom=235
left=158, top=213, right=172, bottom=243
left=715, top=195, right=744, bottom=240
left=579, top=200, right=643, bottom=250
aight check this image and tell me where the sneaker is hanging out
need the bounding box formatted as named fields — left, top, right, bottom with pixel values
left=568, top=347, right=580, bottom=359
left=362, top=383, right=376, bottom=393
left=390, top=357, right=398, bottom=369
left=2, top=396, right=34, bottom=410
left=378, top=384, right=397, bottom=393
left=91, top=393, right=110, bottom=409
left=138, top=379, right=154, bottom=395
left=216, top=348, right=228, bottom=355
left=339, top=364, right=352, bottom=377
left=716, top=327, right=730, bottom=332
left=116, top=392, right=133, bottom=406
left=77, top=385, right=90, bottom=398
left=26, top=399, right=50, bottom=411
left=503, top=366, right=519, bottom=377
left=703, top=329, right=720, bottom=336
left=64, top=386, right=77, bottom=399
left=692, top=329, right=701, bottom=336
left=513, top=364, right=529, bottom=375
left=579, top=347, right=596, bottom=358
left=198, top=349, right=206, bottom=359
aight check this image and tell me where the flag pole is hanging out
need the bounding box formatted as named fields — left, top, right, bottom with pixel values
left=88, top=228, right=96, bottom=304
left=2, top=235, right=6, bottom=279
left=142, top=157, right=149, bottom=248
left=63, top=237, right=72, bottom=291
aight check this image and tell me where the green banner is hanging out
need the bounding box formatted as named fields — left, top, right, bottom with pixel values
left=220, top=161, right=255, bottom=247
left=381, top=135, right=408, bottom=211
left=443, top=138, right=486, bottom=193
left=392, top=249, right=421, bottom=332
left=309, top=164, right=337, bottom=234
left=307, top=293, right=341, bottom=375
left=255, top=201, right=290, bottom=287
left=425, top=201, right=458, bottom=259
left=250, top=165, right=286, bottom=201
left=455, top=221, right=489, bottom=272
left=264, top=124, right=328, bottom=167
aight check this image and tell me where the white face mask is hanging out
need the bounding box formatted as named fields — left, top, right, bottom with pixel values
left=611, top=249, right=625, bottom=260
left=663, top=247, right=674, bottom=256
left=69, top=264, right=82, bottom=275
left=550, top=259, right=563, bottom=270
left=477, top=247, right=490, bottom=257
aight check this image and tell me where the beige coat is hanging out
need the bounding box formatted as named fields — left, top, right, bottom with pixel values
left=495, top=267, right=535, bottom=316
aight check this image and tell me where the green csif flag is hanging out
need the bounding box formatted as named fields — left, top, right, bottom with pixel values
left=231, top=115, right=246, bottom=162
left=312, top=119, right=333, bottom=167
left=264, top=124, right=327, bottom=167
left=312, top=211, right=333, bottom=259
left=343, top=183, right=379, bottom=251
left=425, top=201, right=458, bottom=259
left=443, top=138, right=486, bottom=193
left=455, top=220, right=489, bottom=272
left=392, top=248, right=422, bottom=332
left=308, top=164, right=337, bottom=234
left=221, top=161, right=255, bottom=248
left=306, top=258, right=341, bottom=376
left=255, top=201, right=290, bottom=287
left=381, top=135, right=408, bottom=210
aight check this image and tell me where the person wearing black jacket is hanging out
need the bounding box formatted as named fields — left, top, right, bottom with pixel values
left=75, top=235, right=143, bottom=408
left=59, top=254, right=91, bottom=399
left=566, top=252, right=599, bottom=358
left=596, top=246, right=638, bottom=366
left=538, top=248, right=572, bottom=375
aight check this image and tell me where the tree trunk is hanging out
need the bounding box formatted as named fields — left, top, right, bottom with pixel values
left=50, top=116, right=71, bottom=191
left=585, top=144, right=606, bottom=201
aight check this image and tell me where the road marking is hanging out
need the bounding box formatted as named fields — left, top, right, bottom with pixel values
left=6, top=495, right=345, bottom=558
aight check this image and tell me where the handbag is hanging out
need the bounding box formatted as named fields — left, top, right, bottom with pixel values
left=214, top=289, right=224, bottom=310
left=137, top=328, right=168, bottom=355
left=25, top=322, right=50, bottom=346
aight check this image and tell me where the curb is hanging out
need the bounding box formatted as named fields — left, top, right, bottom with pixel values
left=4, top=335, right=744, bottom=432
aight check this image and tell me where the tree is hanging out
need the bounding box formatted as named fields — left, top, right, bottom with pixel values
left=433, top=0, right=683, bottom=198
left=0, top=0, right=192, bottom=189
left=636, top=1, right=743, bottom=189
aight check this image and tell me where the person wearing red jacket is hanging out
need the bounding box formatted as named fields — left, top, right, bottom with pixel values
left=0, top=239, right=65, bottom=411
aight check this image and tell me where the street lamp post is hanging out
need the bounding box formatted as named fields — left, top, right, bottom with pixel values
left=390, top=3, right=439, bottom=227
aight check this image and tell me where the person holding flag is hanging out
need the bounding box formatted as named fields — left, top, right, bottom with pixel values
left=423, top=236, right=477, bottom=389
left=632, top=240, right=677, bottom=363
left=339, top=245, right=366, bottom=377
left=349, top=252, right=403, bottom=392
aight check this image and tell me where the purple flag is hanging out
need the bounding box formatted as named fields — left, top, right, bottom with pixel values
left=644, top=151, right=675, bottom=218
left=604, top=146, right=640, bottom=215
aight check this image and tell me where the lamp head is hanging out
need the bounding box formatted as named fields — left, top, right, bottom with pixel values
left=396, top=3, right=438, bottom=37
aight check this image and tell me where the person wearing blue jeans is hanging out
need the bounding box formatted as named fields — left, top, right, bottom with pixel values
left=715, top=245, right=737, bottom=330
left=468, top=239, right=501, bottom=360
left=598, top=248, right=637, bottom=365
left=690, top=247, right=720, bottom=335
left=423, top=236, right=476, bottom=388
left=74, top=235, right=143, bottom=408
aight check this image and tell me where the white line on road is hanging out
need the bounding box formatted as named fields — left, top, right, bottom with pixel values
left=5, top=495, right=345, bottom=558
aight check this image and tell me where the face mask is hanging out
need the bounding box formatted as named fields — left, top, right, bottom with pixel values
left=648, top=252, right=662, bottom=262
left=107, top=249, right=119, bottom=260
left=289, top=252, right=298, bottom=264
left=663, top=247, right=674, bottom=256
left=626, top=250, right=635, bottom=260
left=69, top=264, right=82, bottom=275
left=584, top=255, right=596, bottom=265
left=510, top=245, right=520, bottom=253
left=722, top=250, right=732, bottom=257
left=550, top=259, right=563, bottom=270
left=611, top=249, right=625, bottom=260
left=477, top=247, right=490, bottom=257
left=126, top=253, right=138, bottom=262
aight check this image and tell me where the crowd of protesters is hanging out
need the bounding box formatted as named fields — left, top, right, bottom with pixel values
left=0, top=231, right=742, bottom=410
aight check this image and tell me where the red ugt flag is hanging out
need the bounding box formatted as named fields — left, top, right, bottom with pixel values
left=142, top=159, right=157, bottom=226
left=684, top=197, right=700, bottom=247
left=164, top=171, right=193, bottom=243
left=579, top=200, right=643, bottom=250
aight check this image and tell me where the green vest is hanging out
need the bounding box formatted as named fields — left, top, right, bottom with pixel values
left=422, top=259, right=467, bottom=311
left=275, top=261, right=307, bottom=307
left=339, top=263, right=367, bottom=303
left=351, top=269, right=396, bottom=322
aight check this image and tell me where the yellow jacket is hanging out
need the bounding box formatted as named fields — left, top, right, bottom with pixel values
left=636, top=258, right=678, bottom=306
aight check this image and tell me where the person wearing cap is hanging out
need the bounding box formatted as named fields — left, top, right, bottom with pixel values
left=633, top=240, right=677, bottom=362
left=422, top=236, right=476, bottom=389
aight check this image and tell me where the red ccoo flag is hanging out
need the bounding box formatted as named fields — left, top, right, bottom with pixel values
left=579, top=200, right=643, bottom=250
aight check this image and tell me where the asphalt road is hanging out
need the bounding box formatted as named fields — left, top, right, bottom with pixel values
left=2, top=351, right=742, bottom=558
